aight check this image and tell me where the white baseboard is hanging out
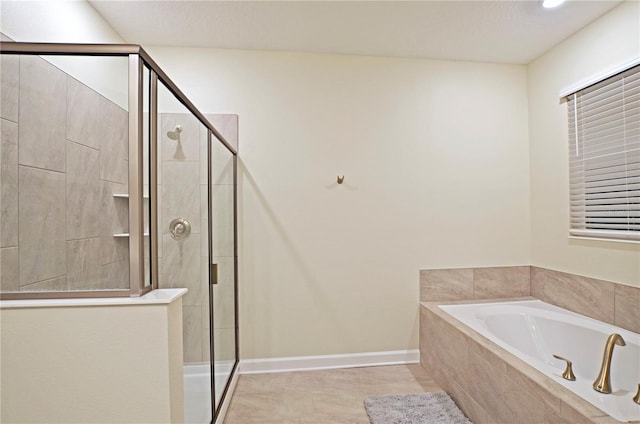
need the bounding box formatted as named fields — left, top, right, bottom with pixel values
left=239, top=349, right=419, bottom=374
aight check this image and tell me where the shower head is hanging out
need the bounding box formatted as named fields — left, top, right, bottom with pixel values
left=167, top=125, right=182, bottom=140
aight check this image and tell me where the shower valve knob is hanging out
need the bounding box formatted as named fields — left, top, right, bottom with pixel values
left=169, top=218, right=191, bottom=240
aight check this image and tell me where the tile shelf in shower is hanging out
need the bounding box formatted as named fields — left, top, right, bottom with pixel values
left=113, top=233, right=150, bottom=238
left=113, top=194, right=149, bottom=199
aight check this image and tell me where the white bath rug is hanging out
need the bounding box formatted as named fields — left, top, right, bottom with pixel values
left=364, top=391, right=472, bottom=424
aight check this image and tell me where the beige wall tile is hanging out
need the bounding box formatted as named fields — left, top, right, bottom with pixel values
left=1, top=119, right=18, bottom=247
left=466, top=340, right=507, bottom=421
left=545, top=406, right=573, bottom=424
left=198, top=123, right=207, bottom=185
left=20, top=275, right=68, bottom=291
left=165, top=274, right=201, bottom=306
left=99, top=260, right=128, bottom=290
left=614, top=284, right=640, bottom=334
left=98, top=96, right=128, bottom=184
left=201, top=263, right=210, bottom=328
left=99, top=181, right=128, bottom=265
left=161, top=161, right=200, bottom=234
left=19, top=56, right=66, bottom=172
left=531, top=267, right=615, bottom=324
left=0, top=54, right=19, bottom=122
left=502, top=364, right=553, bottom=424
left=1, top=246, right=19, bottom=291
left=213, top=256, right=236, bottom=330
left=449, top=379, right=494, bottom=424
left=162, top=233, right=201, bottom=285
left=66, top=141, right=101, bottom=240
left=161, top=113, right=200, bottom=162
left=201, top=321, right=211, bottom=362
left=435, top=319, right=469, bottom=385
left=200, top=184, right=208, bottom=254
left=212, top=184, right=235, bottom=257
left=67, top=238, right=101, bottom=290
left=558, top=400, right=599, bottom=424
left=420, top=268, right=473, bottom=302
left=18, top=166, right=66, bottom=285
left=213, top=327, right=236, bottom=363
left=473, top=266, right=530, bottom=299
left=66, top=77, right=100, bottom=149
left=208, top=126, right=236, bottom=185
left=206, top=114, right=239, bottom=154
left=183, top=304, right=203, bottom=363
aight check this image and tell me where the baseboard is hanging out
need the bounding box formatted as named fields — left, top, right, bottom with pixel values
left=239, top=349, right=419, bottom=374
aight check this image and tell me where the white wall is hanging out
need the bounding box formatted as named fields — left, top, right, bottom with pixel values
left=0, top=297, right=185, bottom=423
left=4, top=0, right=635, bottom=362
left=527, top=0, right=640, bottom=287
left=0, top=0, right=123, bottom=44
left=146, top=46, right=532, bottom=359
left=0, top=0, right=129, bottom=107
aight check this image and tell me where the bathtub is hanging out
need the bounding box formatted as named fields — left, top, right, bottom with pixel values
left=439, top=300, right=640, bottom=422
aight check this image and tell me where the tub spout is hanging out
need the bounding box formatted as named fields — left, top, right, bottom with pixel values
left=593, top=333, right=626, bottom=394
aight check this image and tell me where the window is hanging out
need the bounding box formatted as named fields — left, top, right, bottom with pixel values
left=566, top=64, right=639, bottom=242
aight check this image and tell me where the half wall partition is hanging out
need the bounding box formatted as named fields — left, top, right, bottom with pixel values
left=0, top=41, right=238, bottom=423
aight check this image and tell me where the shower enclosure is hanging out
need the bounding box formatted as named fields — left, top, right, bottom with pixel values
left=0, top=41, right=238, bottom=423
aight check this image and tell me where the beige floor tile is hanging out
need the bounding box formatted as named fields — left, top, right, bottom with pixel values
left=309, top=391, right=368, bottom=421
left=225, top=391, right=313, bottom=423
left=287, top=368, right=367, bottom=394
left=224, top=364, right=441, bottom=424
left=235, top=372, right=289, bottom=394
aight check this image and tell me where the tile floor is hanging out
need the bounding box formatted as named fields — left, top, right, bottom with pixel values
left=223, top=364, right=441, bottom=423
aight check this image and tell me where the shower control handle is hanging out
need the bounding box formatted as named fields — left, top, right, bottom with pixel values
left=169, top=218, right=191, bottom=240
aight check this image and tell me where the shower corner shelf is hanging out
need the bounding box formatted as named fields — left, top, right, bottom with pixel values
left=113, top=233, right=150, bottom=238
left=113, top=193, right=149, bottom=199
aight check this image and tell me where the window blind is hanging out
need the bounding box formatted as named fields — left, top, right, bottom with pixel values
left=567, top=64, right=640, bottom=242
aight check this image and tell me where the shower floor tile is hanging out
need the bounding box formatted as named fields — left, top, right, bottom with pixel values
left=224, top=364, right=440, bottom=423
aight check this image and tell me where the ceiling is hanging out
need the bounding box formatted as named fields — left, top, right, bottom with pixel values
left=89, top=0, right=624, bottom=65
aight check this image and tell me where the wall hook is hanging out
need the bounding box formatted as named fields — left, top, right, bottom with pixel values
left=337, top=175, right=345, bottom=184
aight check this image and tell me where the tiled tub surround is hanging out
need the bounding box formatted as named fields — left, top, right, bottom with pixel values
left=0, top=53, right=129, bottom=293
left=419, top=266, right=640, bottom=423
left=420, top=266, right=640, bottom=334
left=440, top=300, right=640, bottom=422
left=420, top=299, right=640, bottom=424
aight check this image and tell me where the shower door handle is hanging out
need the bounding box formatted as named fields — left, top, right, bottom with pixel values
left=210, top=264, right=218, bottom=285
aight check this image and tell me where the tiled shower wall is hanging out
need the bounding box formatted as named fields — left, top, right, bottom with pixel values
left=0, top=53, right=129, bottom=292
left=158, top=112, right=237, bottom=363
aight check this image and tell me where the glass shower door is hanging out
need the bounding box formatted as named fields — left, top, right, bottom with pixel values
left=209, top=131, right=237, bottom=415
left=156, top=81, right=213, bottom=424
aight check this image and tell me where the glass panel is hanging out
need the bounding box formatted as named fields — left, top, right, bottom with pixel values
left=142, top=65, right=151, bottom=288
left=210, top=131, right=237, bottom=411
left=157, top=81, right=212, bottom=423
left=0, top=54, right=130, bottom=294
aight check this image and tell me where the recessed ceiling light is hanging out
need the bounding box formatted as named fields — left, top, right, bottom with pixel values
left=542, top=0, right=566, bottom=8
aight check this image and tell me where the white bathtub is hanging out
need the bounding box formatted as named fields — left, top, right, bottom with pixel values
left=439, top=300, right=640, bottom=423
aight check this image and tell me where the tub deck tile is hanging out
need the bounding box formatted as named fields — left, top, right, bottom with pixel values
left=420, top=300, right=626, bottom=424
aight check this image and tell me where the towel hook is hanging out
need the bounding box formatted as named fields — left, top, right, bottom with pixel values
left=337, top=175, right=345, bottom=184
